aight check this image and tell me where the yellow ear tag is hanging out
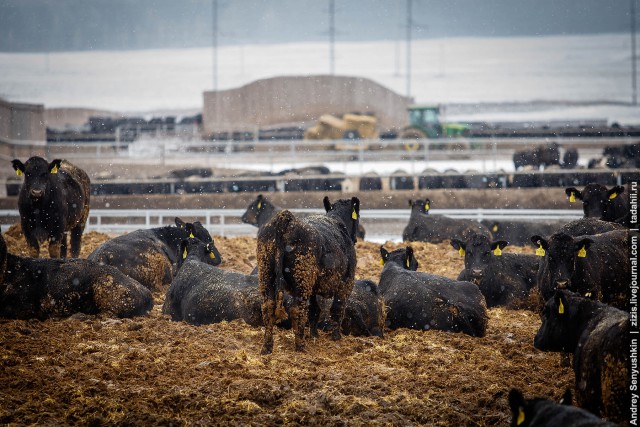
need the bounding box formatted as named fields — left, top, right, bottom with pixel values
left=189, top=232, right=195, bottom=238
left=182, top=247, right=187, bottom=259
left=584, top=292, right=592, bottom=298
left=558, top=299, right=565, bottom=314
left=609, top=192, right=617, bottom=200
left=517, top=408, right=525, bottom=425
left=493, top=247, right=502, bottom=256
left=425, top=203, right=430, bottom=210
left=458, top=247, right=465, bottom=257
left=257, top=201, right=262, bottom=209
left=15, top=169, right=23, bottom=177
left=209, top=252, right=216, bottom=260
left=405, top=258, right=410, bottom=268
left=535, top=245, right=546, bottom=257
left=351, top=209, right=358, bottom=220
left=492, top=224, right=498, bottom=232
left=50, top=164, right=58, bottom=174
left=569, top=192, right=576, bottom=203
left=577, top=245, right=587, bottom=258
left=379, top=258, right=385, bottom=266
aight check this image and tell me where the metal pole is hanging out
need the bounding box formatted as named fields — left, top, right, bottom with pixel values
left=329, top=0, right=335, bottom=75
left=632, top=0, right=638, bottom=105
left=212, top=0, right=218, bottom=91
left=406, top=0, right=412, bottom=98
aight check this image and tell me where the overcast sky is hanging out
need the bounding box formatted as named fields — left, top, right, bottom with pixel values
left=0, top=0, right=634, bottom=52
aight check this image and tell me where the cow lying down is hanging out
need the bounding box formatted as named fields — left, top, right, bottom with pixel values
left=164, top=238, right=384, bottom=338
left=88, top=217, right=219, bottom=292
left=508, top=388, right=617, bottom=427
left=0, top=233, right=152, bottom=319
left=378, top=246, right=488, bottom=337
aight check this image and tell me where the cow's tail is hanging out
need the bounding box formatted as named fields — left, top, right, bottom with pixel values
left=272, top=210, right=296, bottom=322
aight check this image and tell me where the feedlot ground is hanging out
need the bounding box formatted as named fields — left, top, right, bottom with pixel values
left=0, top=226, right=573, bottom=426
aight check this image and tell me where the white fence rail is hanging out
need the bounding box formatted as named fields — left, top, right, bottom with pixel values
left=0, top=208, right=584, bottom=238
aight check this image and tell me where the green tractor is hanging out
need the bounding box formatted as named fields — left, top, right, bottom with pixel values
left=399, top=104, right=470, bottom=150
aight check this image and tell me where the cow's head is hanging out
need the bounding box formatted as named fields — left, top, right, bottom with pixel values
left=324, top=196, right=360, bottom=243
left=530, top=233, right=592, bottom=293
left=533, top=289, right=581, bottom=353
left=176, top=237, right=222, bottom=271
left=507, top=388, right=572, bottom=427
left=450, top=234, right=508, bottom=284
left=409, top=198, right=430, bottom=215
left=565, top=184, right=624, bottom=219
left=379, top=246, right=419, bottom=271
left=12, top=157, right=62, bottom=200
left=241, top=194, right=265, bottom=226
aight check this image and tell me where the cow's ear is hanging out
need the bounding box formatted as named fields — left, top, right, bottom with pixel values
left=256, top=194, right=263, bottom=210
left=424, top=198, right=431, bottom=211
left=559, top=389, right=572, bottom=406
left=490, top=222, right=499, bottom=233
left=206, top=242, right=218, bottom=262
left=574, top=238, right=593, bottom=258
left=491, top=240, right=508, bottom=256
left=565, top=187, right=581, bottom=202
left=351, top=197, right=360, bottom=220
left=450, top=239, right=465, bottom=256
left=185, top=223, right=196, bottom=238
left=404, top=246, right=414, bottom=269
left=607, top=185, right=624, bottom=200
left=379, top=246, right=389, bottom=265
left=554, top=291, right=566, bottom=315
left=48, top=159, right=62, bottom=174
left=408, top=199, right=413, bottom=207
left=180, top=240, right=189, bottom=260
left=11, top=160, right=25, bottom=177
left=531, top=235, right=548, bottom=250
left=323, top=196, right=332, bottom=212
left=507, top=389, right=526, bottom=426
left=175, top=217, right=186, bottom=229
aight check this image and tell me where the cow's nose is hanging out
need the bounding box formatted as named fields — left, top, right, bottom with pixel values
left=471, top=269, right=483, bottom=277
left=555, top=280, right=569, bottom=289
left=30, top=189, right=43, bottom=198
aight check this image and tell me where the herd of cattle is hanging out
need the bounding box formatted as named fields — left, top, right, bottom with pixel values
left=1, top=155, right=634, bottom=426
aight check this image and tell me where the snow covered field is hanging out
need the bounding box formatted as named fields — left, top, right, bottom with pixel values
left=0, top=33, right=638, bottom=124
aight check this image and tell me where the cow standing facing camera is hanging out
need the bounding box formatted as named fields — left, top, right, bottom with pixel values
left=12, top=157, right=90, bottom=258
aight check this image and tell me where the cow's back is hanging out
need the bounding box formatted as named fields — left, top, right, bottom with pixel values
left=60, top=160, right=91, bottom=225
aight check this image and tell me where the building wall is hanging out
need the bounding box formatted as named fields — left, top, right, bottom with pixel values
left=202, top=75, right=412, bottom=135
left=0, top=98, right=46, bottom=143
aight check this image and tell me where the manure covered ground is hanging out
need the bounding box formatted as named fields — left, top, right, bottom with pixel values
left=0, top=225, right=573, bottom=426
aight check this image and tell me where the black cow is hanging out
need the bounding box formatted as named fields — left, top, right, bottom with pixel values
left=163, top=238, right=262, bottom=326
left=561, top=148, right=579, bottom=169
left=531, top=230, right=629, bottom=309
left=88, top=218, right=219, bottom=292
left=402, top=198, right=492, bottom=243
left=0, top=232, right=152, bottom=319
left=450, top=234, right=538, bottom=307
left=480, top=220, right=562, bottom=246
left=378, top=246, right=488, bottom=336
left=513, top=142, right=560, bottom=170
left=317, top=279, right=385, bottom=338
left=508, top=388, right=618, bottom=427
left=565, top=184, right=630, bottom=226
left=534, top=290, right=630, bottom=424
left=12, top=157, right=91, bottom=258
left=241, top=194, right=365, bottom=239
left=257, top=196, right=360, bottom=353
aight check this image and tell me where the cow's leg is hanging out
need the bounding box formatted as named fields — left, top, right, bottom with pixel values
left=48, top=235, right=62, bottom=258
left=70, top=226, right=83, bottom=258
left=289, top=296, right=309, bottom=352
left=260, top=280, right=277, bottom=355
left=24, top=235, right=40, bottom=258
left=329, top=285, right=351, bottom=341
left=308, top=295, right=320, bottom=338
left=60, top=232, right=68, bottom=258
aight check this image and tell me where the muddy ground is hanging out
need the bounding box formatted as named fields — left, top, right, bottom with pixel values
left=0, top=225, right=573, bottom=426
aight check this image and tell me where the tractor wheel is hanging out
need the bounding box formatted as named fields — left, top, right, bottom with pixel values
left=400, top=128, right=427, bottom=151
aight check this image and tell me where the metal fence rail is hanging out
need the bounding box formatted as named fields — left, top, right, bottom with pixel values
left=0, top=208, right=584, bottom=238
